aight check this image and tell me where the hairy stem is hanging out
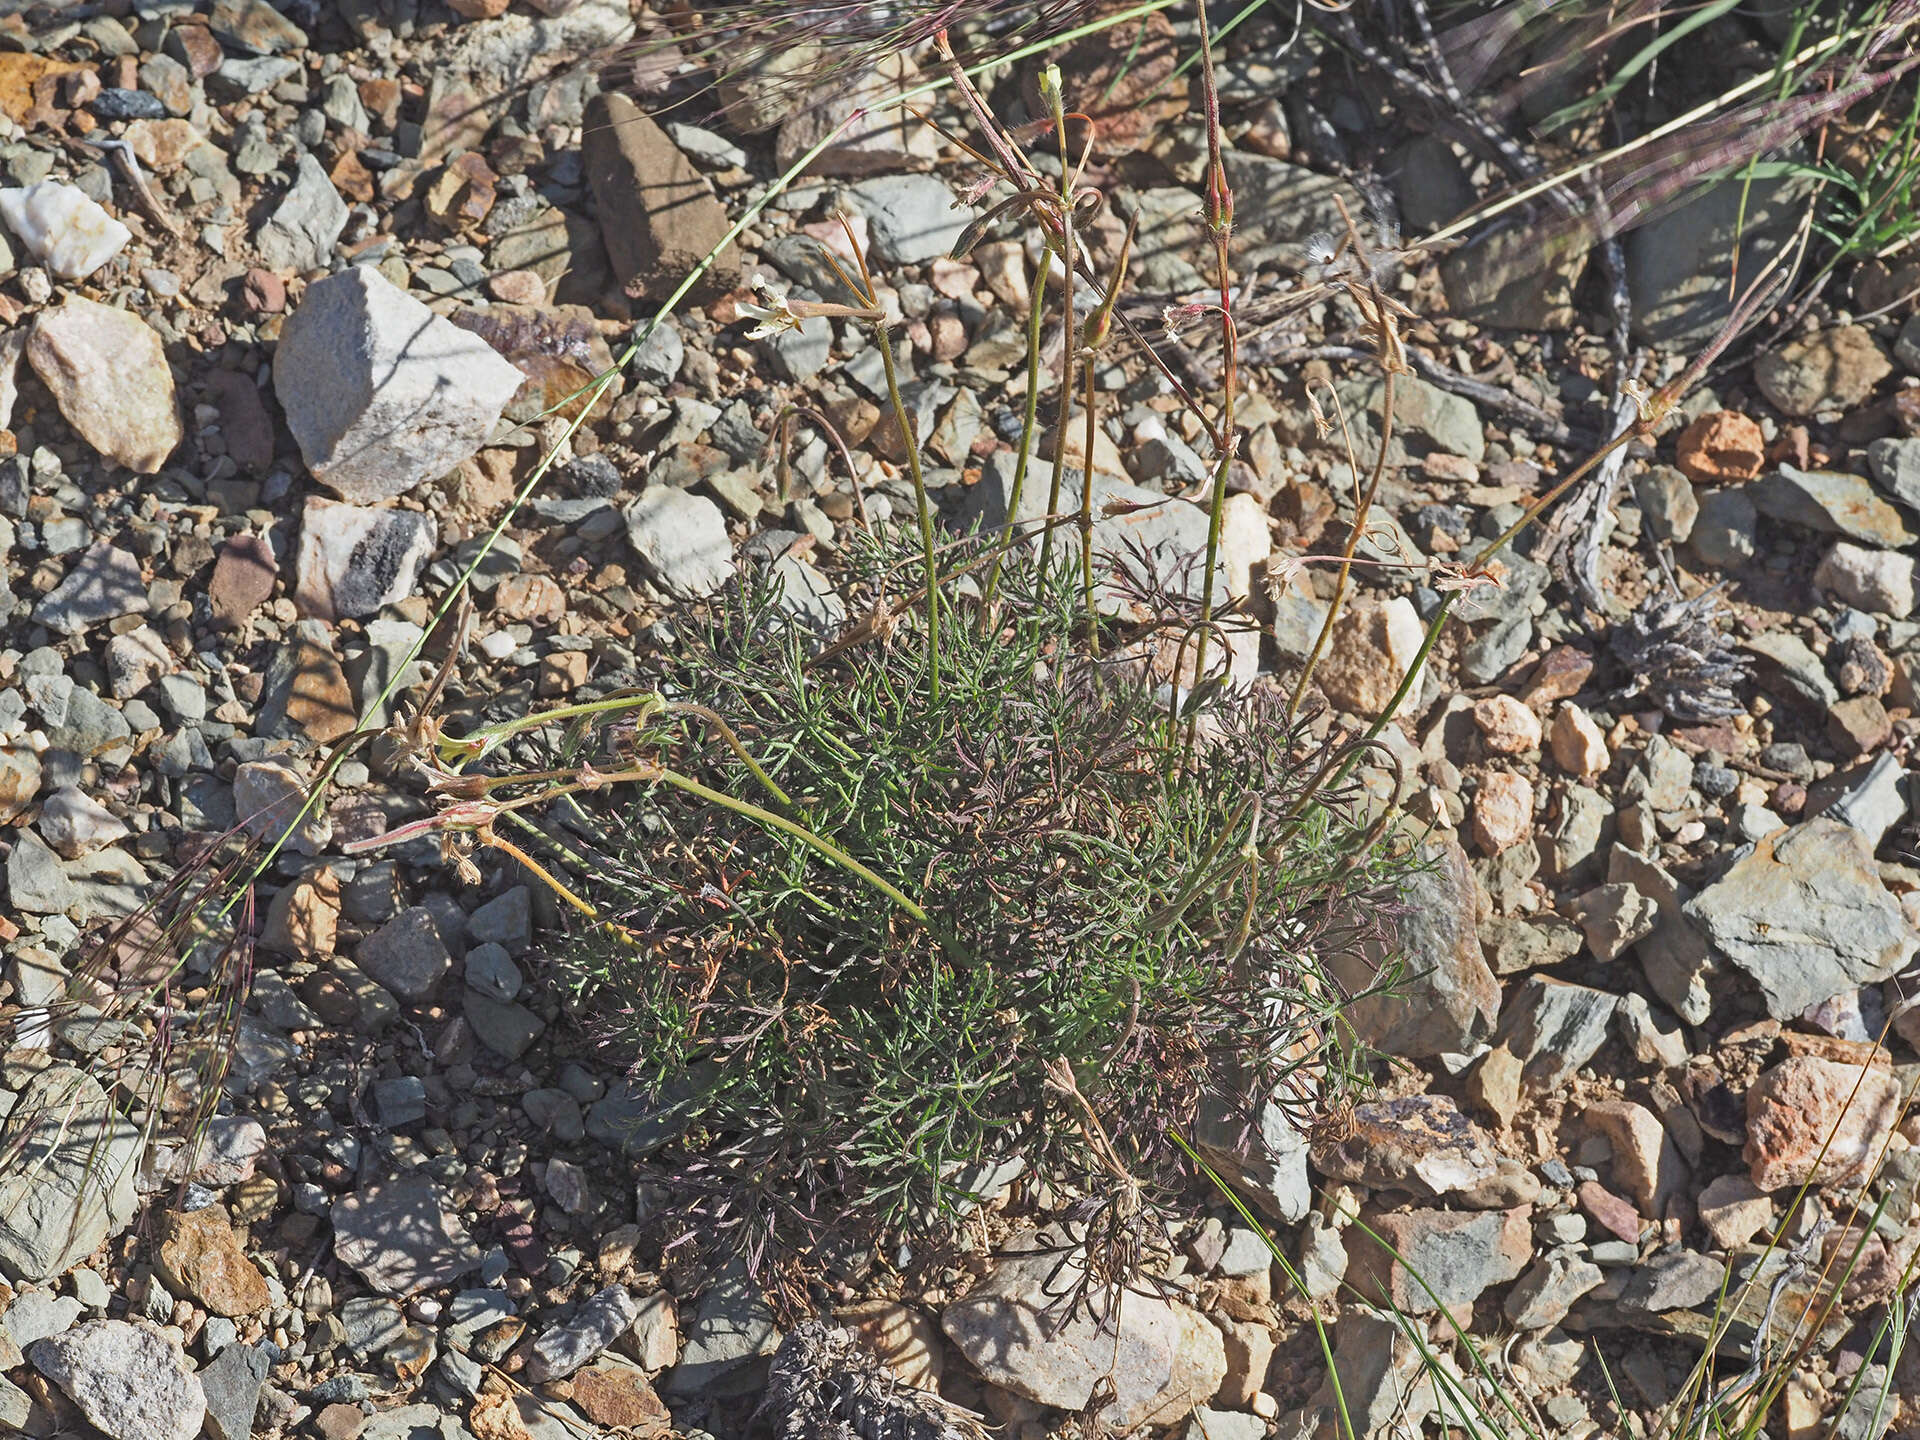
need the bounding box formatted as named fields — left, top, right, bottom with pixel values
left=651, top=766, right=932, bottom=929
left=874, top=319, right=941, bottom=703
left=986, top=257, right=1052, bottom=607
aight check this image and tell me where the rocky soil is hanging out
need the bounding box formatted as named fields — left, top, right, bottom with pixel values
left=0, top=4, right=1917, bottom=1440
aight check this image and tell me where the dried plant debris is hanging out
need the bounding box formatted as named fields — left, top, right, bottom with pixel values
left=754, top=1320, right=989, bottom=1440
left=1609, top=576, right=1750, bottom=722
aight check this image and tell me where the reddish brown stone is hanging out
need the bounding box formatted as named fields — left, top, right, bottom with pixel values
left=1022, top=9, right=1187, bottom=152
left=358, top=77, right=402, bottom=131
left=570, top=1363, right=669, bottom=1434
left=203, top=370, right=276, bottom=473
left=1521, top=644, right=1595, bottom=709
left=1674, top=410, right=1766, bottom=485
left=329, top=148, right=376, bottom=204
left=209, top=533, right=277, bottom=630
left=1577, top=1179, right=1644, bottom=1244
left=242, top=267, right=286, bottom=314
left=1829, top=694, right=1892, bottom=757
left=168, top=22, right=225, bottom=79
left=583, top=91, right=739, bottom=301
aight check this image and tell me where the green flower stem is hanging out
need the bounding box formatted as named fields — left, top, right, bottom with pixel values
left=986, top=262, right=1052, bottom=608
left=650, top=765, right=932, bottom=930
left=661, top=701, right=794, bottom=809
left=1180, top=0, right=1237, bottom=754
left=1288, top=371, right=1397, bottom=725
left=874, top=319, right=941, bottom=704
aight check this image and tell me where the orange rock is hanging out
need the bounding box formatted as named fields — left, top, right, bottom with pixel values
left=155, top=1206, right=270, bottom=1317
left=0, top=54, right=85, bottom=125
left=1746, top=1055, right=1899, bottom=1192
left=1673, top=410, right=1766, bottom=484
left=570, top=1363, right=670, bottom=1434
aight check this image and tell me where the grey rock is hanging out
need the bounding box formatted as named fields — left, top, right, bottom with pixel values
left=1505, top=1254, right=1603, bottom=1330
left=2, top=1289, right=83, bottom=1347
left=1821, top=752, right=1910, bottom=850
left=467, top=885, right=532, bottom=952
left=764, top=553, right=847, bottom=646
left=1752, top=465, right=1916, bottom=548
left=584, top=1075, right=702, bottom=1156
left=464, top=990, right=544, bottom=1060
left=1548, top=783, right=1610, bottom=877
left=1330, top=372, right=1485, bottom=469
left=0, top=1376, right=27, bottom=1431
left=1691, top=487, right=1758, bottom=568
left=1440, top=223, right=1588, bottom=331
left=1185, top=1409, right=1267, bottom=1440
left=1815, top=540, right=1915, bottom=618
left=331, top=1177, right=482, bottom=1296
left=941, top=1227, right=1226, bottom=1429
left=1835, top=1365, right=1895, bottom=1440
left=845, top=175, right=975, bottom=266
left=356, top=907, right=453, bottom=1002
left=6, top=829, right=78, bottom=915
left=359, top=1403, right=458, bottom=1440
left=432, top=1347, right=484, bottom=1400
left=210, top=55, right=297, bottom=99
left=624, top=486, right=734, bottom=599
left=760, top=307, right=833, bottom=384
left=1221, top=152, right=1373, bottom=274
left=629, top=319, right=684, bottom=387
left=446, top=1289, right=516, bottom=1350
left=1635, top=466, right=1698, bottom=543
left=372, top=1075, right=428, bottom=1127
left=665, top=1258, right=781, bottom=1396
left=1461, top=613, right=1533, bottom=686
left=1626, top=165, right=1817, bottom=348
left=29, top=1320, right=205, bottom=1440
left=1614, top=991, right=1689, bottom=1069
left=527, top=1284, right=639, bottom=1382
left=1684, top=817, right=1916, bottom=1019
left=1299, top=1215, right=1347, bottom=1301
left=1865, top=436, right=1920, bottom=509
left=1347, top=1206, right=1531, bottom=1314
left=0, top=1065, right=141, bottom=1281
left=1282, top=1310, right=1432, bottom=1440
left=232, top=759, right=330, bottom=858
left=1326, top=831, right=1500, bottom=1059
left=255, top=153, right=346, bottom=273
left=36, top=542, right=144, bottom=634
left=46, top=686, right=133, bottom=759
left=294, top=496, right=437, bottom=622
left=463, top=942, right=523, bottom=1002
left=38, top=785, right=129, bottom=858
left=1614, top=1248, right=1725, bottom=1315
left=197, top=1343, right=267, bottom=1440
left=1742, top=630, right=1840, bottom=708
left=275, top=267, right=523, bottom=501
left=319, top=74, right=369, bottom=132
left=1497, top=976, right=1617, bottom=1093
left=1192, top=1091, right=1311, bottom=1224
left=521, top=1088, right=585, bottom=1143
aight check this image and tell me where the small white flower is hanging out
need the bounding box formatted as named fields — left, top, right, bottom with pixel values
left=740, top=275, right=803, bottom=341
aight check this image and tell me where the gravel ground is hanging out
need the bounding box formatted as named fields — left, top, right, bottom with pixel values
left=0, top=3, right=1918, bottom=1440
